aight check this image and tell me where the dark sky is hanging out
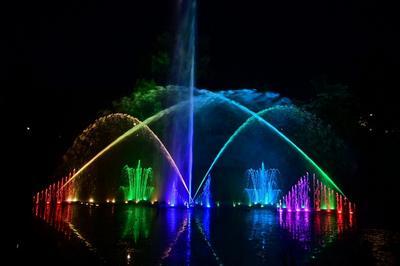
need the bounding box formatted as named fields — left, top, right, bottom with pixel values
left=3, top=0, right=399, bottom=211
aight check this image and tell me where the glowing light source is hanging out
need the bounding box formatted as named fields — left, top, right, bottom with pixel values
left=89, top=198, right=94, bottom=203
left=106, top=199, right=110, bottom=203
left=112, top=199, right=116, bottom=203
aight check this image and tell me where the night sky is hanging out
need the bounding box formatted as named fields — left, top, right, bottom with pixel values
left=4, top=0, right=399, bottom=225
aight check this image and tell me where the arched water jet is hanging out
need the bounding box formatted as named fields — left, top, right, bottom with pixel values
left=193, top=89, right=344, bottom=200
left=54, top=89, right=343, bottom=205
left=192, top=105, right=279, bottom=201
left=57, top=93, right=219, bottom=203
left=60, top=109, right=191, bottom=199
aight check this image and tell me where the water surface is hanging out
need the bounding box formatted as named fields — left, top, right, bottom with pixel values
left=31, top=204, right=398, bottom=265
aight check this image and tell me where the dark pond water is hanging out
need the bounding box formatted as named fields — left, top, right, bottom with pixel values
left=31, top=204, right=399, bottom=265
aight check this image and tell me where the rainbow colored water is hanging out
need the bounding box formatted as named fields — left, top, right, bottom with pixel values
left=32, top=0, right=353, bottom=213
left=277, top=173, right=354, bottom=214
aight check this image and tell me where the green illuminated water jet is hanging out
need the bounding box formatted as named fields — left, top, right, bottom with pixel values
left=121, top=160, right=154, bottom=202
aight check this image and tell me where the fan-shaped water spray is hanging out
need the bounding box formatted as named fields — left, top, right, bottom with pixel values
left=245, top=162, right=281, bottom=205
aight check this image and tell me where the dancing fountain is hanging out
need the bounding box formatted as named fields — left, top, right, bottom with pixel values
left=244, top=162, right=280, bottom=206
left=120, top=160, right=154, bottom=202
left=33, top=0, right=353, bottom=213
left=277, top=173, right=354, bottom=214
left=30, top=1, right=363, bottom=264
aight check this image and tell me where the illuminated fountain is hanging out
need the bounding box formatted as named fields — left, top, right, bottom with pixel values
left=120, top=160, right=154, bottom=202
left=32, top=1, right=355, bottom=210
left=278, top=173, right=311, bottom=212
left=33, top=169, right=77, bottom=205
left=33, top=94, right=354, bottom=209
left=31, top=0, right=360, bottom=263
left=196, top=174, right=212, bottom=208
left=33, top=97, right=354, bottom=208
left=167, top=0, right=197, bottom=206
left=277, top=173, right=354, bottom=214
left=244, top=162, right=281, bottom=206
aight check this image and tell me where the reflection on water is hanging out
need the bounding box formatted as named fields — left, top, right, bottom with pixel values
left=34, top=203, right=73, bottom=239
left=278, top=210, right=355, bottom=259
left=122, top=207, right=152, bottom=244
left=32, top=204, right=392, bottom=265
left=194, top=209, right=222, bottom=264
left=361, top=229, right=400, bottom=266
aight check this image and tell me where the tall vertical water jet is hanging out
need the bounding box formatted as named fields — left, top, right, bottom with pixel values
left=169, top=0, right=197, bottom=205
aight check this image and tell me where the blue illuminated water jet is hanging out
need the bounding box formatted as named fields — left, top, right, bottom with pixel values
left=245, top=162, right=281, bottom=205
left=169, top=0, right=196, bottom=204
left=196, top=174, right=212, bottom=208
